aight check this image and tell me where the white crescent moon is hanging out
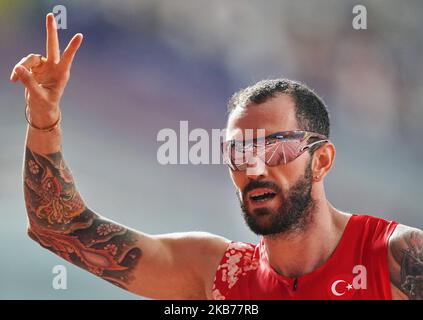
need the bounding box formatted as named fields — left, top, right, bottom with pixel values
left=331, top=280, right=348, bottom=296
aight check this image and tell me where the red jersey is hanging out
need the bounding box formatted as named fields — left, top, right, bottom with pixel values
left=212, top=214, right=398, bottom=300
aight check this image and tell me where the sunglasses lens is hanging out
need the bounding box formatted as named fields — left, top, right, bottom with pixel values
left=222, top=132, right=324, bottom=171
left=263, top=143, right=284, bottom=166
left=263, top=140, right=300, bottom=166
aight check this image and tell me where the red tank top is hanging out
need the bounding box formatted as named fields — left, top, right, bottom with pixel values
left=212, top=214, right=398, bottom=300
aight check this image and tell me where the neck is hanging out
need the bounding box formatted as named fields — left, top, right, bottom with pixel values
left=263, top=199, right=350, bottom=278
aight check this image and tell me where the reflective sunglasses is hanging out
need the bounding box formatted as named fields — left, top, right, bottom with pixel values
left=221, top=130, right=329, bottom=171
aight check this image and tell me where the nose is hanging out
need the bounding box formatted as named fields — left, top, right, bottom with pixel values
left=245, top=155, right=268, bottom=179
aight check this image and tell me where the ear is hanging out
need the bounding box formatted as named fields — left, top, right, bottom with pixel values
left=311, top=142, right=335, bottom=182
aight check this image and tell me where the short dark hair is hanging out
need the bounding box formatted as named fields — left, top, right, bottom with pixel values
left=227, top=79, right=330, bottom=152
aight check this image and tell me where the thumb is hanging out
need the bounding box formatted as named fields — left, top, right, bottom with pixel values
left=15, top=66, right=42, bottom=98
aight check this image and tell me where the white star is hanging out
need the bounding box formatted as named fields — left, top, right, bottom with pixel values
left=346, top=284, right=353, bottom=290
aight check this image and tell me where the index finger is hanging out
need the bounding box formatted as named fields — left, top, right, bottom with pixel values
left=46, top=13, right=60, bottom=63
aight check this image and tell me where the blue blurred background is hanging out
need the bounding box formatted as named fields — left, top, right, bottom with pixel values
left=0, top=0, right=422, bottom=299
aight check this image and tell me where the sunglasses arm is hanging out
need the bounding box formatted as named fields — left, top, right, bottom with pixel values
left=301, top=139, right=329, bottom=152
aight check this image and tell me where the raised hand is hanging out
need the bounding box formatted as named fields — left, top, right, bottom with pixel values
left=10, top=13, right=83, bottom=129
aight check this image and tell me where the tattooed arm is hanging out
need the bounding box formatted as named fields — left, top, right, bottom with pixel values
left=24, top=147, right=142, bottom=289
left=388, top=224, right=423, bottom=300
left=23, top=146, right=228, bottom=298
left=13, top=13, right=229, bottom=299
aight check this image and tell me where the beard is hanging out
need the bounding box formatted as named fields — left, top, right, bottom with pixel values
left=237, top=160, right=314, bottom=237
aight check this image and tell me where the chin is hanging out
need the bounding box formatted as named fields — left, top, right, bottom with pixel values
left=244, top=213, right=276, bottom=235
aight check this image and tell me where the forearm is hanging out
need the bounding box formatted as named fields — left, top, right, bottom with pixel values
left=23, top=141, right=142, bottom=290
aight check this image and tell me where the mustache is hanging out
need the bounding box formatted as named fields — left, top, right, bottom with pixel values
left=242, top=180, right=282, bottom=199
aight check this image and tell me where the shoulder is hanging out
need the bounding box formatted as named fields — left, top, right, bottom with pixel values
left=345, top=214, right=398, bottom=248
left=388, top=224, right=423, bottom=300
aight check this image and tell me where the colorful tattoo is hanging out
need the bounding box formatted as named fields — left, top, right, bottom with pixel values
left=24, top=147, right=142, bottom=289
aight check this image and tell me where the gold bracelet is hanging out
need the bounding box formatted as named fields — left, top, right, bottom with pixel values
left=25, top=105, right=61, bottom=132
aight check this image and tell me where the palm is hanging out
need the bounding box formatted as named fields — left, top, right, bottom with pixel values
left=30, top=60, right=66, bottom=103
left=32, top=62, right=61, bottom=87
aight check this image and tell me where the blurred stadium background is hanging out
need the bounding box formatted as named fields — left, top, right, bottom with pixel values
left=0, top=0, right=422, bottom=299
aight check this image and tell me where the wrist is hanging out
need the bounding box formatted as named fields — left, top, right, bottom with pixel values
left=26, top=105, right=61, bottom=132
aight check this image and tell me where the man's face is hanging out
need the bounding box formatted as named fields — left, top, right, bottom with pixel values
left=226, top=94, right=315, bottom=236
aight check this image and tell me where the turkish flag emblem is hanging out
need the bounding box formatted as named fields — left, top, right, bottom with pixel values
left=327, top=273, right=356, bottom=299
